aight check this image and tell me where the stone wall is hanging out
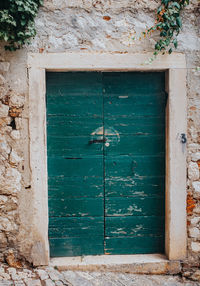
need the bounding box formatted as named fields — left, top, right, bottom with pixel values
left=0, top=0, right=200, bottom=276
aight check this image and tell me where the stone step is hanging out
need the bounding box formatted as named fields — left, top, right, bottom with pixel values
left=50, top=254, right=181, bottom=275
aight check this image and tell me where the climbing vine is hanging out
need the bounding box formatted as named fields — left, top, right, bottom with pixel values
left=144, top=0, right=190, bottom=56
left=0, top=0, right=43, bottom=51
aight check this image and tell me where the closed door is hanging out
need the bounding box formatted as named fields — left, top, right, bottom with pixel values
left=46, top=72, right=166, bottom=257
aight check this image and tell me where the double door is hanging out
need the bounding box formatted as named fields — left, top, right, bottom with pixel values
left=46, top=72, right=166, bottom=257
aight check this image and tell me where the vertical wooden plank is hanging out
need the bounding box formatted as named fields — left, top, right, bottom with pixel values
left=165, top=68, right=187, bottom=260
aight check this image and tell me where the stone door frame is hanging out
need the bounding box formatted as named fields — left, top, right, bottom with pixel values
left=28, top=52, right=187, bottom=266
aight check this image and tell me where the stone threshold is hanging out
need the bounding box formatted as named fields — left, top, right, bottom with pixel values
left=50, top=254, right=181, bottom=275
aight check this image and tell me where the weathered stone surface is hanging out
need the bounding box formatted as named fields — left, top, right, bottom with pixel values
left=190, top=270, right=200, bottom=281
left=0, top=217, right=17, bottom=231
left=192, top=182, right=200, bottom=198
left=14, top=281, right=25, bottom=286
left=0, top=167, right=21, bottom=195
left=10, top=130, right=20, bottom=140
left=191, top=217, right=200, bottom=225
left=0, top=137, right=11, bottom=159
left=55, top=281, right=64, bottom=286
left=0, top=195, right=8, bottom=205
left=26, top=279, right=42, bottom=286
left=0, top=231, right=7, bottom=247
left=192, top=152, right=200, bottom=162
left=0, top=62, right=10, bottom=72
left=191, top=241, right=200, bottom=253
left=0, top=74, right=5, bottom=85
left=189, top=227, right=200, bottom=238
left=0, top=103, right=9, bottom=117
left=9, top=94, right=25, bottom=108
left=188, top=162, right=199, bottom=180
left=0, top=86, right=7, bottom=99
left=1, top=264, right=200, bottom=285
left=44, top=279, right=55, bottom=286
left=35, top=269, right=49, bottom=280
left=48, top=269, right=62, bottom=281
left=9, top=150, right=22, bottom=166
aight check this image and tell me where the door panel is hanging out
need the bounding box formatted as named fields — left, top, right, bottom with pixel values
left=47, top=71, right=166, bottom=257
left=47, top=72, right=104, bottom=257
left=103, top=72, right=166, bottom=255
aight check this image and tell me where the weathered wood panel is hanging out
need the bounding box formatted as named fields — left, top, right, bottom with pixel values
left=105, top=236, right=164, bottom=255
left=50, top=236, right=104, bottom=257
left=49, top=217, right=104, bottom=237
left=105, top=216, right=164, bottom=236
left=47, top=95, right=102, bottom=117
left=47, top=117, right=103, bottom=136
left=47, top=136, right=103, bottom=156
left=105, top=135, right=165, bottom=156
left=104, top=116, right=165, bottom=136
left=105, top=176, right=165, bottom=197
left=105, top=155, right=165, bottom=177
left=105, top=197, right=164, bottom=216
left=47, top=72, right=104, bottom=257
left=104, top=93, right=166, bottom=117
left=48, top=176, right=103, bottom=198
left=103, top=72, right=165, bottom=255
left=102, top=72, right=165, bottom=94
left=48, top=156, right=103, bottom=177
left=49, top=197, right=104, bottom=217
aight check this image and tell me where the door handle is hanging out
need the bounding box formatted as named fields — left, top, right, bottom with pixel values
left=89, top=138, right=107, bottom=144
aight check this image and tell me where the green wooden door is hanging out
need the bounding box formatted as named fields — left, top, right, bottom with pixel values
left=46, top=72, right=166, bottom=257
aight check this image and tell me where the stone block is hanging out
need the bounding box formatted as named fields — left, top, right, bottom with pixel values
left=26, top=279, right=42, bottom=286
left=0, top=86, right=7, bottom=99
left=0, top=103, right=9, bottom=117
left=10, top=130, right=20, bottom=140
left=188, top=162, right=199, bottom=180
left=44, top=279, right=55, bottom=286
left=191, top=241, right=200, bottom=253
left=0, top=62, right=10, bottom=72
left=189, top=227, right=200, bottom=238
left=0, top=217, right=17, bottom=232
left=192, top=181, right=200, bottom=198
left=0, top=138, right=11, bottom=158
left=0, top=74, right=5, bottom=86
left=9, top=150, right=23, bottom=166
left=192, top=152, right=200, bottom=162
left=0, top=195, right=8, bottom=205
left=191, top=270, right=200, bottom=281
left=0, top=167, right=21, bottom=195
left=191, top=216, right=200, bottom=225
left=0, top=232, right=8, bottom=247
left=35, top=269, right=49, bottom=280
left=9, top=94, right=25, bottom=108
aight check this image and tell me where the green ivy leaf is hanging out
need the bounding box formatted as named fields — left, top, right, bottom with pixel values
left=0, top=0, right=43, bottom=50
left=160, top=30, right=167, bottom=37
left=168, top=48, right=173, bottom=54
left=173, top=38, right=178, bottom=48
left=170, top=2, right=180, bottom=9
left=157, top=6, right=162, bottom=13
left=176, top=16, right=182, bottom=27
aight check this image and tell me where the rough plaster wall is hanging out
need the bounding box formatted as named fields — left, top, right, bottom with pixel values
left=0, top=0, right=200, bottom=274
